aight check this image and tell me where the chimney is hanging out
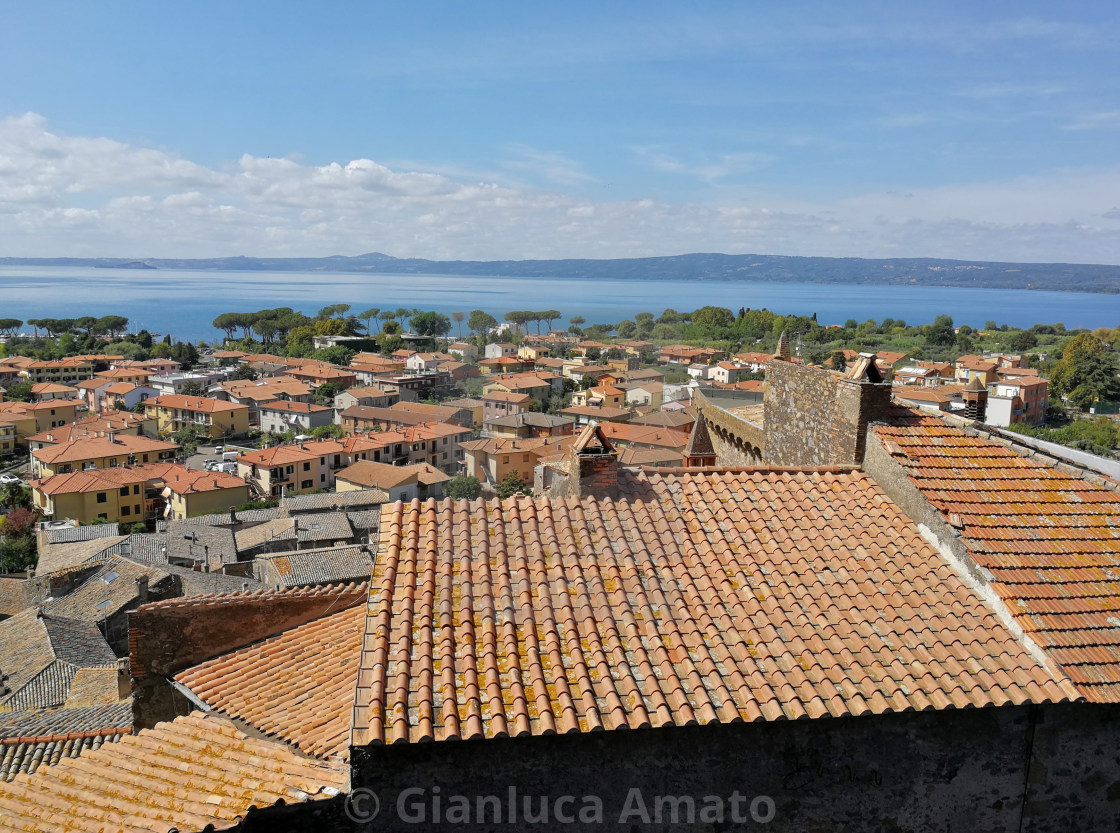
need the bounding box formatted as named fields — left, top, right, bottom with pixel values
left=108, top=431, right=117, bottom=444
left=569, top=422, right=620, bottom=499
left=135, top=575, right=149, bottom=603
left=963, top=375, right=988, bottom=422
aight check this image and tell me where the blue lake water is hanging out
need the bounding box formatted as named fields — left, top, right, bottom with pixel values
left=3, top=265, right=1120, bottom=342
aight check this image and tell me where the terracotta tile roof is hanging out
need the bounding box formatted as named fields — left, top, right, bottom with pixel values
left=617, top=446, right=684, bottom=467
left=0, top=711, right=346, bottom=831
left=176, top=603, right=366, bottom=759
left=29, top=383, right=77, bottom=395
left=876, top=411, right=1120, bottom=702
left=482, top=391, right=532, bottom=404
left=27, top=411, right=150, bottom=445
left=352, top=469, right=1076, bottom=746
left=0, top=702, right=133, bottom=782
left=147, top=394, right=247, bottom=413
left=597, top=422, right=690, bottom=449
left=336, top=460, right=447, bottom=490
left=32, top=434, right=179, bottom=466
left=631, top=410, right=696, bottom=429
left=259, top=399, right=331, bottom=414
left=134, top=581, right=367, bottom=611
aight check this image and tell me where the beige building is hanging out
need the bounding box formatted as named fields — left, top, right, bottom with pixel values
left=145, top=395, right=251, bottom=439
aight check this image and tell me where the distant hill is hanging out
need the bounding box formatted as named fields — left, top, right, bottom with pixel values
left=5, top=252, right=1120, bottom=294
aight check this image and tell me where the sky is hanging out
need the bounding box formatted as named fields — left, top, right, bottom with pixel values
left=2, top=1, right=1119, bottom=264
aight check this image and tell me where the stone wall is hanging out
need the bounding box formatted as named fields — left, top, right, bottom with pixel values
left=694, top=389, right=765, bottom=465
left=763, top=360, right=841, bottom=466
left=762, top=360, right=891, bottom=467
left=341, top=703, right=1120, bottom=832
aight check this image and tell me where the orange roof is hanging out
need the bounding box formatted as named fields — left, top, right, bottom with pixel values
left=159, top=467, right=247, bottom=495
left=876, top=411, right=1120, bottom=702
left=27, top=411, right=149, bottom=444
left=597, top=422, right=689, bottom=448
left=353, top=469, right=1075, bottom=745
left=103, top=382, right=138, bottom=395
left=148, top=395, right=247, bottom=413
left=0, top=711, right=346, bottom=831
left=29, top=383, right=77, bottom=394
left=74, top=378, right=112, bottom=391
left=24, top=398, right=84, bottom=411
left=259, top=400, right=331, bottom=413
left=176, top=602, right=365, bottom=760
left=482, top=391, right=531, bottom=404
left=95, top=368, right=151, bottom=380
left=32, top=434, right=179, bottom=465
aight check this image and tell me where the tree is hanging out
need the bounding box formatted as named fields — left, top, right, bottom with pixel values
left=94, top=315, right=129, bottom=338
left=468, top=310, right=497, bottom=336
left=539, top=310, right=561, bottom=333
left=569, top=316, right=586, bottom=328
left=830, top=351, right=848, bottom=371
left=410, top=311, right=452, bottom=338
left=359, top=308, right=382, bottom=335
left=314, top=345, right=355, bottom=366
left=314, top=383, right=341, bottom=406
left=0, top=483, right=32, bottom=511
left=1051, top=333, right=1120, bottom=410
left=1007, top=331, right=1038, bottom=352
left=231, top=364, right=258, bottom=381
left=452, top=311, right=465, bottom=339
left=3, top=381, right=33, bottom=402
left=171, top=424, right=208, bottom=457
left=924, top=314, right=956, bottom=347
left=495, top=471, right=532, bottom=499
left=317, top=303, right=351, bottom=320
left=179, top=381, right=204, bottom=397
left=0, top=319, right=22, bottom=337
left=447, top=476, right=482, bottom=500
left=691, top=306, right=735, bottom=330
left=311, top=424, right=344, bottom=439
left=0, top=535, right=36, bottom=573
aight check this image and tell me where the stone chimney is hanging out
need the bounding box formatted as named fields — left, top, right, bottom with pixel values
left=569, top=422, right=619, bottom=499
left=135, top=575, right=149, bottom=604
left=963, top=375, right=988, bottom=422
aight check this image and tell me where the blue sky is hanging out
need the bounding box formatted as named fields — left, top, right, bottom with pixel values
left=2, top=2, right=1119, bottom=263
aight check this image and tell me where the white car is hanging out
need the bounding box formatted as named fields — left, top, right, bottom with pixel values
left=0, top=473, right=21, bottom=486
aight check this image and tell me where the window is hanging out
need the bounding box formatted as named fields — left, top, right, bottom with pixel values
left=97, top=512, right=108, bottom=520
left=133, top=484, right=140, bottom=495
left=301, top=479, right=313, bottom=489
left=320, top=474, right=326, bottom=482
left=122, top=505, right=131, bottom=516
left=119, top=486, right=129, bottom=496
left=143, top=454, right=149, bottom=462
left=503, top=457, right=509, bottom=464
left=96, top=492, right=107, bottom=503
left=303, top=462, right=311, bottom=471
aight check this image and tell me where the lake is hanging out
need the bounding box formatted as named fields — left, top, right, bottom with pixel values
left=4, top=265, right=1120, bottom=342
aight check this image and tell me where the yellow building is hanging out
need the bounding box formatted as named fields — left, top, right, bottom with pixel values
left=0, top=399, right=83, bottom=445
left=145, top=395, right=250, bottom=439
left=21, top=358, right=94, bottom=385
left=30, top=462, right=247, bottom=524
left=31, top=433, right=180, bottom=478
left=459, top=435, right=576, bottom=487
left=0, top=421, right=16, bottom=456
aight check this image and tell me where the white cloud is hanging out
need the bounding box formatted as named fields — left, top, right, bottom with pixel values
left=1, top=113, right=1119, bottom=265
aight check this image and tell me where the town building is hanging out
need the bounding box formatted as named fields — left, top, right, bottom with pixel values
left=259, top=400, right=334, bottom=435
left=335, top=460, right=450, bottom=502
left=31, top=433, right=179, bottom=478
left=144, top=395, right=250, bottom=439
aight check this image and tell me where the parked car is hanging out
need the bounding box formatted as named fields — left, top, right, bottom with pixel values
left=0, top=473, right=21, bottom=486
left=202, top=459, right=219, bottom=471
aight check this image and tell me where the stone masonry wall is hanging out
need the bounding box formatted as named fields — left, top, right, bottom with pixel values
left=763, top=360, right=838, bottom=466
